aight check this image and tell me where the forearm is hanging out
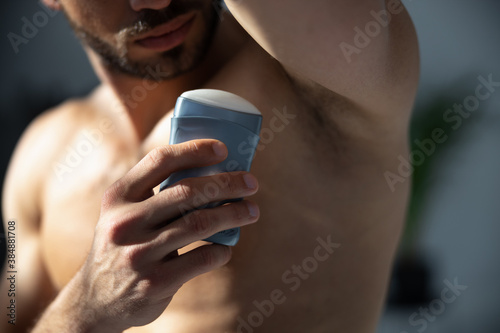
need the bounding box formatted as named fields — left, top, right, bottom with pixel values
left=31, top=272, right=123, bottom=333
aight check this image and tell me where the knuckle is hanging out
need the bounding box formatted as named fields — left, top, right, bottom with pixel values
left=229, top=203, right=245, bottom=221
left=196, top=246, right=218, bottom=268
left=147, top=146, right=171, bottom=167
left=170, top=182, right=195, bottom=202
left=185, top=210, right=214, bottom=236
left=99, top=206, right=146, bottom=244
left=184, top=140, right=202, bottom=155
left=218, top=173, right=235, bottom=195
left=193, top=246, right=231, bottom=269
left=102, top=179, right=126, bottom=208
left=102, top=218, right=124, bottom=243
left=133, top=279, right=155, bottom=299
left=124, top=245, right=149, bottom=267
left=157, top=229, right=176, bottom=247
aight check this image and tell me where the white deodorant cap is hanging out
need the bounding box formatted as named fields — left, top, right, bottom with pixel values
left=181, top=89, right=261, bottom=115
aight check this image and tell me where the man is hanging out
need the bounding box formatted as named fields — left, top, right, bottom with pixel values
left=1, top=0, right=419, bottom=332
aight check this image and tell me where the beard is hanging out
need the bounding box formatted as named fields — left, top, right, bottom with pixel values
left=63, top=1, right=222, bottom=80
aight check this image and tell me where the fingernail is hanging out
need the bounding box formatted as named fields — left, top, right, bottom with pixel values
left=212, top=141, right=227, bottom=157
left=243, top=174, right=258, bottom=190
left=247, top=202, right=259, bottom=218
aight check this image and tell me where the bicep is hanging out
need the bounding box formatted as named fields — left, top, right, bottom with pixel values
left=1, top=189, right=56, bottom=332
left=225, top=0, right=419, bottom=113
left=1, top=116, right=57, bottom=332
left=0, top=233, right=55, bottom=332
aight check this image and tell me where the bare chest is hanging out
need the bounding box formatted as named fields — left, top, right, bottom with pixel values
left=39, top=47, right=405, bottom=332
left=39, top=118, right=345, bottom=332
left=39, top=101, right=339, bottom=285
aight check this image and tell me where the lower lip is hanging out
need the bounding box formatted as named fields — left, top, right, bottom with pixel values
left=135, top=17, right=195, bottom=52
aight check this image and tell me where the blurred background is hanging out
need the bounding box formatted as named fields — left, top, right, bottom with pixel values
left=1, top=1, right=499, bottom=332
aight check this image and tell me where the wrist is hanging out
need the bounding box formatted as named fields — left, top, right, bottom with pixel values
left=32, top=271, right=126, bottom=333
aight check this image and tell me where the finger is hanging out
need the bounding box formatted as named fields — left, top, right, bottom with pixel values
left=143, top=172, right=259, bottom=229
left=118, top=140, right=228, bottom=201
left=154, top=244, right=232, bottom=295
left=147, top=200, right=259, bottom=257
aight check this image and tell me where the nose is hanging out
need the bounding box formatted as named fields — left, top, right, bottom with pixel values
left=129, top=0, right=172, bottom=11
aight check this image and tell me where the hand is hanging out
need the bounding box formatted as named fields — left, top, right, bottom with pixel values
left=73, top=139, right=259, bottom=331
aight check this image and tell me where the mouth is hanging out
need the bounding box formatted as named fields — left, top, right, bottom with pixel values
left=134, top=12, right=196, bottom=52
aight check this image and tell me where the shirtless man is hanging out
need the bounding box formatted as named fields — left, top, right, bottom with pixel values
left=1, top=0, right=419, bottom=332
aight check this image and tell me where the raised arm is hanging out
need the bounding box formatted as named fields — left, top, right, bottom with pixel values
left=225, top=0, right=419, bottom=114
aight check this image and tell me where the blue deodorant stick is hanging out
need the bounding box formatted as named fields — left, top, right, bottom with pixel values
left=159, top=89, right=262, bottom=246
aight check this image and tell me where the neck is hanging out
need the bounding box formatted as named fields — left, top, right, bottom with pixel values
left=87, top=15, right=249, bottom=142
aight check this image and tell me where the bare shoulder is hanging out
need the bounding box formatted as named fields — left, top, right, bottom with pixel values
left=2, top=87, right=104, bottom=224
left=0, top=88, right=107, bottom=332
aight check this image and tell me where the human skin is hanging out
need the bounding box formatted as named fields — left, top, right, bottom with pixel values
left=1, top=0, right=419, bottom=332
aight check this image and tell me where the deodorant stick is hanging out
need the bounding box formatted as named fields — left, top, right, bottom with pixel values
left=159, top=89, right=262, bottom=246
